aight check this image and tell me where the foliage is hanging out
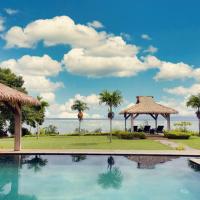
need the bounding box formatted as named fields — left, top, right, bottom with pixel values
left=164, top=131, right=191, bottom=139
left=44, top=125, right=59, bottom=135
left=99, top=90, right=123, bottom=142
left=22, top=127, right=31, bottom=136
left=71, top=100, right=89, bottom=133
left=0, top=68, right=48, bottom=135
left=173, top=121, right=192, bottom=132
left=98, top=167, right=123, bottom=189
left=74, top=128, right=89, bottom=134
left=186, top=94, right=200, bottom=111
left=94, top=128, right=102, bottom=133
left=175, top=144, right=185, bottom=150
left=113, top=130, right=146, bottom=139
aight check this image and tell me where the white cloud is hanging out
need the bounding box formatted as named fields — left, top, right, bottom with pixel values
left=40, top=92, right=55, bottom=103
left=46, top=93, right=101, bottom=118
left=4, top=8, right=18, bottom=15
left=87, top=20, right=104, bottom=29
left=144, top=45, right=158, bottom=54
left=3, top=16, right=108, bottom=48
left=165, top=84, right=200, bottom=96
left=158, top=98, right=193, bottom=116
left=0, top=54, right=61, bottom=76
left=0, top=17, right=5, bottom=32
left=144, top=56, right=194, bottom=81
left=141, top=34, right=151, bottom=40
left=62, top=48, right=148, bottom=77
left=0, top=54, right=63, bottom=94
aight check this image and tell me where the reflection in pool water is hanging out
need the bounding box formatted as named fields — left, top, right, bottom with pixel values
left=0, top=155, right=200, bottom=200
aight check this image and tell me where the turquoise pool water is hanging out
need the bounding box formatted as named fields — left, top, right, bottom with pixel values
left=0, top=155, right=199, bottom=200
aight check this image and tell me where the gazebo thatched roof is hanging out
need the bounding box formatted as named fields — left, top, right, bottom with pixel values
left=120, top=96, right=178, bottom=114
left=126, top=155, right=178, bottom=169
left=0, top=83, right=40, bottom=105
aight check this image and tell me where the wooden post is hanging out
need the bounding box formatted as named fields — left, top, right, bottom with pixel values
left=167, top=114, right=170, bottom=131
left=124, top=113, right=127, bottom=131
left=131, top=114, right=134, bottom=132
left=14, top=103, right=22, bottom=151
left=155, top=114, right=158, bottom=129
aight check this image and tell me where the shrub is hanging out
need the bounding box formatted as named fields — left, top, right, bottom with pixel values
left=22, top=127, right=31, bottom=136
left=114, top=131, right=146, bottom=139
left=44, top=125, right=59, bottom=135
left=173, top=121, right=192, bottom=132
left=164, top=131, right=191, bottom=139
left=175, top=144, right=185, bottom=150
left=94, top=128, right=102, bottom=133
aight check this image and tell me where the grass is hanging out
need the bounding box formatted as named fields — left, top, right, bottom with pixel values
left=173, top=136, right=200, bottom=149
left=0, top=135, right=171, bottom=150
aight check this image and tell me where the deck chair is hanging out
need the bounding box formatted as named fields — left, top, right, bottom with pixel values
left=143, top=125, right=151, bottom=133
left=133, top=126, right=138, bottom=132
left=156, top=125, right=164, bottom=133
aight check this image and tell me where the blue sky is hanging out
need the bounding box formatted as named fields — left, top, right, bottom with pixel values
left=0, top=0, right=199, bottom=118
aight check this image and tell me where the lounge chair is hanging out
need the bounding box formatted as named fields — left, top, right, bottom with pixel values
left=133, top=126, right=138, bottom=132
left=143, top=125, right=151, bottom=133
left=156, top=125, right=164, bottom=133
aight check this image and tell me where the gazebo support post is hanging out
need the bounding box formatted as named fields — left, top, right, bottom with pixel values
left=131, top=114, right=134, bottom=132
left=14, top=103, right=22, bottom=151
left=149, top=114, right=158, bottom=129
left=167, top=114, right=170, bottom=131
left=124, top=113, right=131, bottom=131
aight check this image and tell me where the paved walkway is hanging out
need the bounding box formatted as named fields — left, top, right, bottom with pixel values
left=155, top=139, right=195, bottom=151
left=0, top=149, right=200, bottom=156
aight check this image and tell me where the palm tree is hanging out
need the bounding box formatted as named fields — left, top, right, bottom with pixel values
left=71, top=100, right=89, bottom=133
left=186, top=94, right=200, bottom=135
left=99, top=90, right=123, bottom=142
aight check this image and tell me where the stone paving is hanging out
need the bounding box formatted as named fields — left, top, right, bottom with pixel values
left=155, top=139, right=195, bottom=151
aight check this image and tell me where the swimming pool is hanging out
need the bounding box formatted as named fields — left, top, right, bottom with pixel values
left=0, top=155, right=199, bottom=200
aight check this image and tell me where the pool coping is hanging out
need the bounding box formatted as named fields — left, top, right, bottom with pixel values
left=0, top=149, right=200, bottom=157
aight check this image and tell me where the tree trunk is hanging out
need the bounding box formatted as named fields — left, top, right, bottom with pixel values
left=199, top=118, right=200, bottom=136
left=109, top=118, right=112, bottom=143
left=36, top=123, right=39, bottom=139
left=79, top=120, right=81, bottom=133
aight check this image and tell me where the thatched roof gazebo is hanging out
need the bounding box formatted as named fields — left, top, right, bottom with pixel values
left=0, top=83, right=40, bottom=151
left=120, top=96, right=178, bottom=132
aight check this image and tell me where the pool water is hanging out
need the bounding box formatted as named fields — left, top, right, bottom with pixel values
left=0, top=155, right=199, bottom=200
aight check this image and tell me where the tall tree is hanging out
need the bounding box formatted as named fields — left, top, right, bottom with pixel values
left=0, top=68, right=48, bottom=136
left=99, top=90, right=123, bottom=142
left=71, top=100, right=89, bottom=133
left=186, top=94, right=200, bottom=135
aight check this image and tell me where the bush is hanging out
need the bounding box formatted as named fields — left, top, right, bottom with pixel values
left=174, top=121, right=192, bottom=132
left=44, top=125, right=59, bottom=135
left=22, top=127, right=31, bottom=136
left=114, top=131, right=146, bottom=139
left=176, top=144, right=185, bottom=150
left=164, top=131, right=191, bottom=139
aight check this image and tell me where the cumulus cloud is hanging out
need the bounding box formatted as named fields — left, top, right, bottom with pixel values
left=165, top=84, right=200, bottom=96
left=0, top=54, right=63, bottom=94
left=87, top=20, right=104, bottom=29
left=144, top=45, right=158, bottom=54
left=158, top=98, right=193, bottom=116
left=0, top=17, right=5, bottom=32
left=40, top=92, right=55, bottom=103
left=141, top=34, right=151, bottom=40
left=144, top=56, right=194, bottom=81
left=46, top=93, right=101, bottom=118
left=4, top=8, right=18, bottom=15
left=62, top=48, right=148, bottom=77
left=3, top=16, right=108, bottom=48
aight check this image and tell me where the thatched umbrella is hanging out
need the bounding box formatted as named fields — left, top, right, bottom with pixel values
left=0, top=83, right=40, bottom=151
left=120, top=96, right=178, bottom=131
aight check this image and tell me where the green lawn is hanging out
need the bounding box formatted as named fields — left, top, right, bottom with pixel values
left=173, top=136, right=200, bottom=149
left=0, top=136, right=171, bottom=150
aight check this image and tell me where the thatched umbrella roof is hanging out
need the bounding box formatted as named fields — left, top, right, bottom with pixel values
left=0, top=83, right=40, bottom=105
left=127, top=155, right=178, bottom=169
left=120, top=96, right=178, bottom=115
